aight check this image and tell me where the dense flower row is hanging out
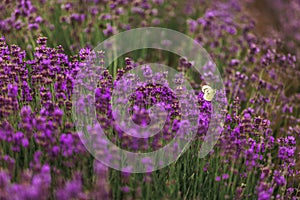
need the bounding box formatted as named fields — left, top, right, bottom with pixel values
left=0, top=0, right=299, bottom=199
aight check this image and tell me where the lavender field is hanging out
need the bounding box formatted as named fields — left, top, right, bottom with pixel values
left=0, top=0, right=300, bottom=199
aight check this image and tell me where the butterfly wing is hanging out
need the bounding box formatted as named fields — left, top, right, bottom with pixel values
left=202, top=85, right=216, bottom=101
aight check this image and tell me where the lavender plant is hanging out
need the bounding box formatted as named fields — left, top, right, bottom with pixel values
left=0, top=0, right=299, bottom=199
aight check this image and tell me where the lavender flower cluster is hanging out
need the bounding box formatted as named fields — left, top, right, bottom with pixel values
left=0, top=0, right=300, bottom=199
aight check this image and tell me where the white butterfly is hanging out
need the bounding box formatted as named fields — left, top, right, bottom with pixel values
left=202, top=85, right=216, bottom=101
